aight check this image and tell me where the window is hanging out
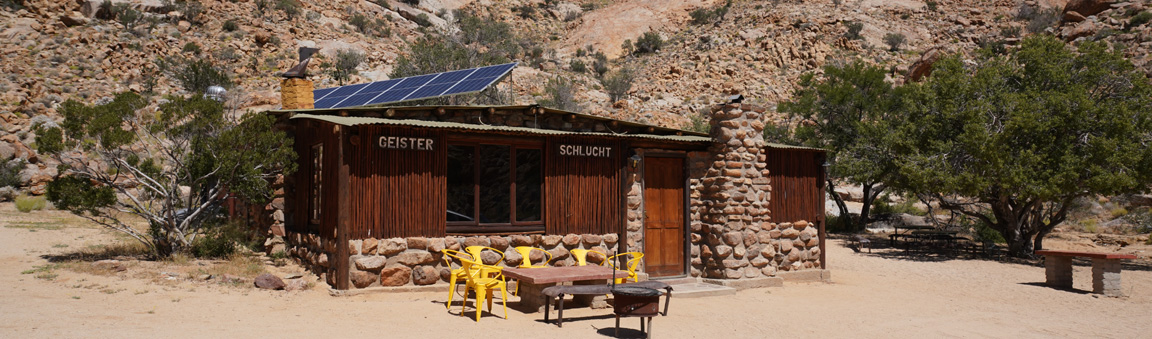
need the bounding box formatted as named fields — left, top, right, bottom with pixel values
left=446, top=143, right=543, bottom=233
left=309, top=144, right=323, bottom=225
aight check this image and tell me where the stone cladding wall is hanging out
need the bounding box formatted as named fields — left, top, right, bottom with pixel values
left=687, top=103, right=821, bottom=279
left=284, top=232, right=621, bottom=289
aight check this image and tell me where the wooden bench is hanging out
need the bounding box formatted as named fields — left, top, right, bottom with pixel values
left=1035, top=250, right=1137, bottom=297
left=541, top=281, right=672, bottom=328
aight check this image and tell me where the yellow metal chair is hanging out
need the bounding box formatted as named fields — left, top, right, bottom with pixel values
left=511, top=246, right=553, bottom=296
left=570, top=248, right=605, bottom=266
left=441, top=249, right=476, bottom=309
left=513, top=246, right=554, bottom=268
left=605, top=252, right=645, bottom=284
left=446, top=254, right=508, bottom=321
left=464, top=246, right=505, bottom=267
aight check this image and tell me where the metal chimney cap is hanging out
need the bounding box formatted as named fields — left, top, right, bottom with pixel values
left=205, top=86, right=227, bottom=101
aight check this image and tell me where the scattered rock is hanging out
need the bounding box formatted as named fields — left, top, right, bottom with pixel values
left=254, top=273, right=286, bottom=290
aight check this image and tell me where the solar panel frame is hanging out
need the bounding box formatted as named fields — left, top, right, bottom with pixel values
left=309, top=62, right=518, bottom=109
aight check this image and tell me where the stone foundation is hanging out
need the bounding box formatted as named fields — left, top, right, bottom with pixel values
left=284, top=232, right=621, bottom=289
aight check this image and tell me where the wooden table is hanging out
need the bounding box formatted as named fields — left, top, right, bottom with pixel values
left=502, top=265, right=629, bottom=313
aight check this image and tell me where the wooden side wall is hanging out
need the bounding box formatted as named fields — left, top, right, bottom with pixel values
left=765, top=148, right=825, bottom=224
left=544, top=136, right=624, bottom=235
left=287, top=119, right=342, bottom=241
left=348, top=125, right=447, bottom=238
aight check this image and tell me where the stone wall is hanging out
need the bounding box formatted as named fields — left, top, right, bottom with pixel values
left=688, top=103, right=821, bottom=279
left=284, top=232, right=621, bottom=289
left=280, top=78, right=314, bottom=110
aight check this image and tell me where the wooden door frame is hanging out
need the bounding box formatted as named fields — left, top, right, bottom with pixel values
left=643, top=151, right=689, bottom=278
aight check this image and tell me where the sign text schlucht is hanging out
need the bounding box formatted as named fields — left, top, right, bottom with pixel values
left=558, top=144, right=612, bottom=158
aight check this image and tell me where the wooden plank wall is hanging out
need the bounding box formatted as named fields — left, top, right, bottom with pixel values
left=288, top=119, right=342, bottom=241
left=348, top=125, right=447, bottom=238
left=545, top=136, right=623, bottom=235
left=765, top=148, right=824, bottom=223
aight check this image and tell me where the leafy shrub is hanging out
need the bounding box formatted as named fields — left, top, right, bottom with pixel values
left=349, top=13, right=373, bottom=33
left=883, top=33, right=906, bottom=51
left=925, top=1, right=938, bottom=12
left=1, top=0, right=25, bottom=10
left=400, top=0, right=419, bottom=5
left=539, top=76, right=579, bottom=112
left=973, top=220, right=1005, bottom=244
left=222, top=19, right=239, bottom=32
left=372, top=0, right=390, bottom=10
left=602, top=67, right=634, bottom=102
left=872, top=195, right=926, bottom=216
left=0, top=159, right=24, bottom=188
left=182, top=42, right=201, bottom=54
left=15, top=195, right=47, bottom=213
left=1128, top=11, right=1152, bottom=30
left=1110, top=207, right=1129, bottom=218
left=844, top=21, right=864, bottom=40
left=686, top=111, right=709, bottom=133
left=514, top=4, right=536, bottom=19
left=1000, top=26, right=1022, bottom=38
left=109, top=3, right=142, bottom=30
left=689, top=0, right=730, bottom=25
left=1017, top=4, right=1059, bottom=34
left=592, top=51, right=609, bottom=76
left=159, top=58, right=232, bottom=94
left=322, top=49, right=365, bottom=85
left=191, top=221, right=262, bottom=258
left=634, top=31, right=664, bottom=55
left=276, top=0, right=301, bottom=19
left=569, top=59, right=587, bottom=73
left=412, top=13, right=433, bottom=27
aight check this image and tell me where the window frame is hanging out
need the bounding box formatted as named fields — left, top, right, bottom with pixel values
left=445, top=137, right=545, bottom=234
left=309, top=143, right=323, bottom=226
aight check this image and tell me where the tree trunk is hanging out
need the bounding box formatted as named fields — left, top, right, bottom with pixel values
left=858, top=183, right=884, bottom=232
left=828, top=180, right=850, bottom=230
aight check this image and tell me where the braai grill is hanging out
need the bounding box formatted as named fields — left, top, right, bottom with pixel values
left=612, top=286, right=670, bottom=338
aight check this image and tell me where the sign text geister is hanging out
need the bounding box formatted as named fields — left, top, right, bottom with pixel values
left=377, top=136, right=434, bottom=151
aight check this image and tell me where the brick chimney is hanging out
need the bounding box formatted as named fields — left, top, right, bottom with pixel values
left=280, top=78, right=314, bottom=110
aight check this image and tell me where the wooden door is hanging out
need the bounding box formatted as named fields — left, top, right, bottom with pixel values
left=643, top=157, right=685, bottom=277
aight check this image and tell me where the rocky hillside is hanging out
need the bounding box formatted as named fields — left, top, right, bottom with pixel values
left=1, top=0, right=1150, bottom=193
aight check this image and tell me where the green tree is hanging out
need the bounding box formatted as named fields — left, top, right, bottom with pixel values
left=37, top=93, right=296, bottom=258
left=779, top=61, right=903, bottom=231
left=894, top=35, right=1152, bottom=257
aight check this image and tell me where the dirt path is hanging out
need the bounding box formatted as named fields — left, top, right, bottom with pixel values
left=1, top=206, right=1148, bottom=338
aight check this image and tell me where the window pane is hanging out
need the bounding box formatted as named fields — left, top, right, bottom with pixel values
left=478, top=145, right=510, bottom=223
left=516, top=148, right=542, bottom=222
left=447, top=145, right=475, bottom=222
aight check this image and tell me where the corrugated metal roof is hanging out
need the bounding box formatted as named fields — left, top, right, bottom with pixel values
left=290, top=114, right=712, bottom=143
left=269, top=105, right=710, bottom=137
left=763, top=142, right=826, bottom=152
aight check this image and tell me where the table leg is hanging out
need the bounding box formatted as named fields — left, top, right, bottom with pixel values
left=515, top=282, right=555, bottom=313
left=1091, top=258, right=1124, bottom=297
left=572, top=279, right=610, bottom=309
left=1044, top=255, right=1073, bottom=289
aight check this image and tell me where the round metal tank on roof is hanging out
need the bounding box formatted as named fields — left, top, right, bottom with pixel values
left=205, top=86, right=227, bottom=101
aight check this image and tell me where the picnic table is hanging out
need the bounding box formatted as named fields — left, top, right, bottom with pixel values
left=502, top=265, right=629, bottom=313
left=890, top=225, right=959, bottom=249
left=1035, top=250, right=1137, bottom=296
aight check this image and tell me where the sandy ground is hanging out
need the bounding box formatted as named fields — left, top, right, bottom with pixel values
left=1, top=206, right=1150, bottom=339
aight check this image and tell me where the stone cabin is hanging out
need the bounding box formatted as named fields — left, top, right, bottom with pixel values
left=265, top=79, right=828, bottom=291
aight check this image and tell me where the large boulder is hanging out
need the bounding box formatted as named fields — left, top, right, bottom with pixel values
left=1063, top=0, right=1116, bottom=17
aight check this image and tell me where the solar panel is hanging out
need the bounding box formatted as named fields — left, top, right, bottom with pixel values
left=310, top=62, right=518, bottom=109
